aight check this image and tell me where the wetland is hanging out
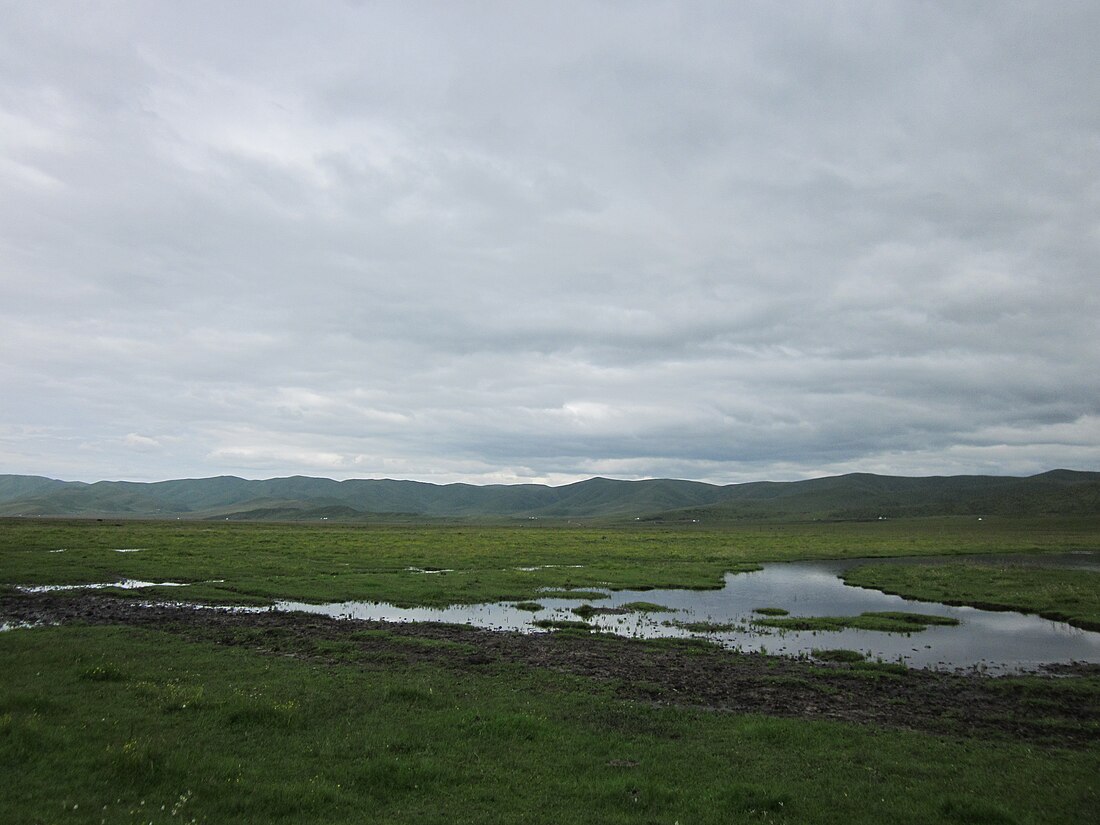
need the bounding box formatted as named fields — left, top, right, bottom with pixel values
left=266, top=552, right=1100, bottom=673
left=2, top=516, right=1099, bottom=824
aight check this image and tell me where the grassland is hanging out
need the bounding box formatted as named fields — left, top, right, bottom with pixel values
left=2, top=515, right=1100, bottom=823
left=843, top=561, right=1100, bottom=631
left=3, top=619, right=1099, bottom=825
left=2, top=515, right=1098, bottom=607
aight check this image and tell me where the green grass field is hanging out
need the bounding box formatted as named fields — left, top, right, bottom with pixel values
left=843, top=561, right=1100, bottom=631
left=2, top=515, right=1098, bottom=607
left=2, top=516, right=1099, bottom=823
left=3, top=625, right=1099, bottom=825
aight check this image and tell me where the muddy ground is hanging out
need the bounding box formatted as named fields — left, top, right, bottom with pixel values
left=3, top=590, right=1098, bottom=748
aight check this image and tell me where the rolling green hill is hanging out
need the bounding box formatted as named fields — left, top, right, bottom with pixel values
left=0, top=470, right=1096, bottom=521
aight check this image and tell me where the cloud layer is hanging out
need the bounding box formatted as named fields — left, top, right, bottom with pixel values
left=2, top=1, right=1098, bottom=483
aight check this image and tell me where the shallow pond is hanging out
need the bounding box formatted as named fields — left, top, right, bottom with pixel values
left=274, top=551, right=1100, bottom=673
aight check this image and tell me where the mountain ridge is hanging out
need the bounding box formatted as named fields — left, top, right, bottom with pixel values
left=0, top=470, right=1097, bottom=521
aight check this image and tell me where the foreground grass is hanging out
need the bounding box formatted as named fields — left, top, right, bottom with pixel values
left=2, top=515, right=1098, bottom=607
left=844, top=563, right=1100, bottom=631
left=3, top=625, right=1098, bottom=825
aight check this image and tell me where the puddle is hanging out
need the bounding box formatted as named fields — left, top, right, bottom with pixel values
left=18, top=580, right=192, bottom=593
left=112, top=548, right=146, bottom=553
left=16, top=579, right=223, bottom=593
left=0, top=620, right=51, bottom=632
left=273, top=552, right=1100, bottom=674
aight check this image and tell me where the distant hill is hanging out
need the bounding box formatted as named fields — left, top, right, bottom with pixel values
left=665, top=470, right=1100, bottom=521
left=0, top=470, right=1097, bottom=522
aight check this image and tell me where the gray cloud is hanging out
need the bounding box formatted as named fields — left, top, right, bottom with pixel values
left=1, top=1, right=1098, bottom=484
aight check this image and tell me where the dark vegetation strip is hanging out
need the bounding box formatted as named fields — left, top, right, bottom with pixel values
left=753, top=611, right=960, bottom=633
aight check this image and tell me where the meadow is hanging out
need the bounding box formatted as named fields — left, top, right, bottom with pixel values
left=2, top=515, right=1098, bottom=607
left=2, top=515, right=1099, bottom=824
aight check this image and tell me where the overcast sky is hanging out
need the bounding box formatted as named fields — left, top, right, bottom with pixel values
left=1, top=1, right=1098, bottom=485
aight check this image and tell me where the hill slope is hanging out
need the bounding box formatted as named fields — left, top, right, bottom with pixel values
left=0, top=471, right=1096, bottom=521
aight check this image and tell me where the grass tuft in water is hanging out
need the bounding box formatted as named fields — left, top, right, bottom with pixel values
left=753, top=606, right=789, bottom=616
left=572, top=604, right=631, bottom=618
left=533, top=619, right=593, bottom=631
left=539, top=590, right=609, bottom=600
left=621, top=601, right=676, bottom=612
left=665, top=620, right=741, bottom=633
left=812, top=648, right=867, bottom=663
left=754, top=611, right=959, bottom=633
left=861, top=611, right=959, bottom=626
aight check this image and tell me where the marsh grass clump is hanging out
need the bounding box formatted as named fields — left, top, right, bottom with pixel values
left=754, top=611, right=959, bottom=633
left=539, top=590, right=609, bottom=600
left=632, top=679, right=665, bottom=698
left=644, top=637, right=722, bottom=653
left=862, top=611, right=959, bottom=627
left=666, top=620, right=740, bottom=633
left=133, top=679, right=205, bottom=713
left=79, top=664, right=126, bottom=682
left=620, top=601, right=676, bottom=613
left=383, top=684, right=435, bottom=706
left=753, top=606, right=789, bottom=616
left=225, top=692, right=301, bottom=727
left=720, top=781, right=792, bottom=815
left=533, top=619, right=592, bottom=631
left=812, top=648, right=866, bottom=663
left=940, top=796, right=1019, bottom=825
left=608, top=779, right=678, bottom=814
left=388, top=635, right=475, bottom=653
left=513, top=601, right=543, bottom=612
left=0, top=710, right=44, bottom=758
left=355, top=758, right=448, bottom=804
left=311, top=639, right=360, bottom=661
left=107, top=736, right=165, bottom=783
left=572, top=604, right=629, bottom=618
left=851, top=661, right=909, bottom=676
